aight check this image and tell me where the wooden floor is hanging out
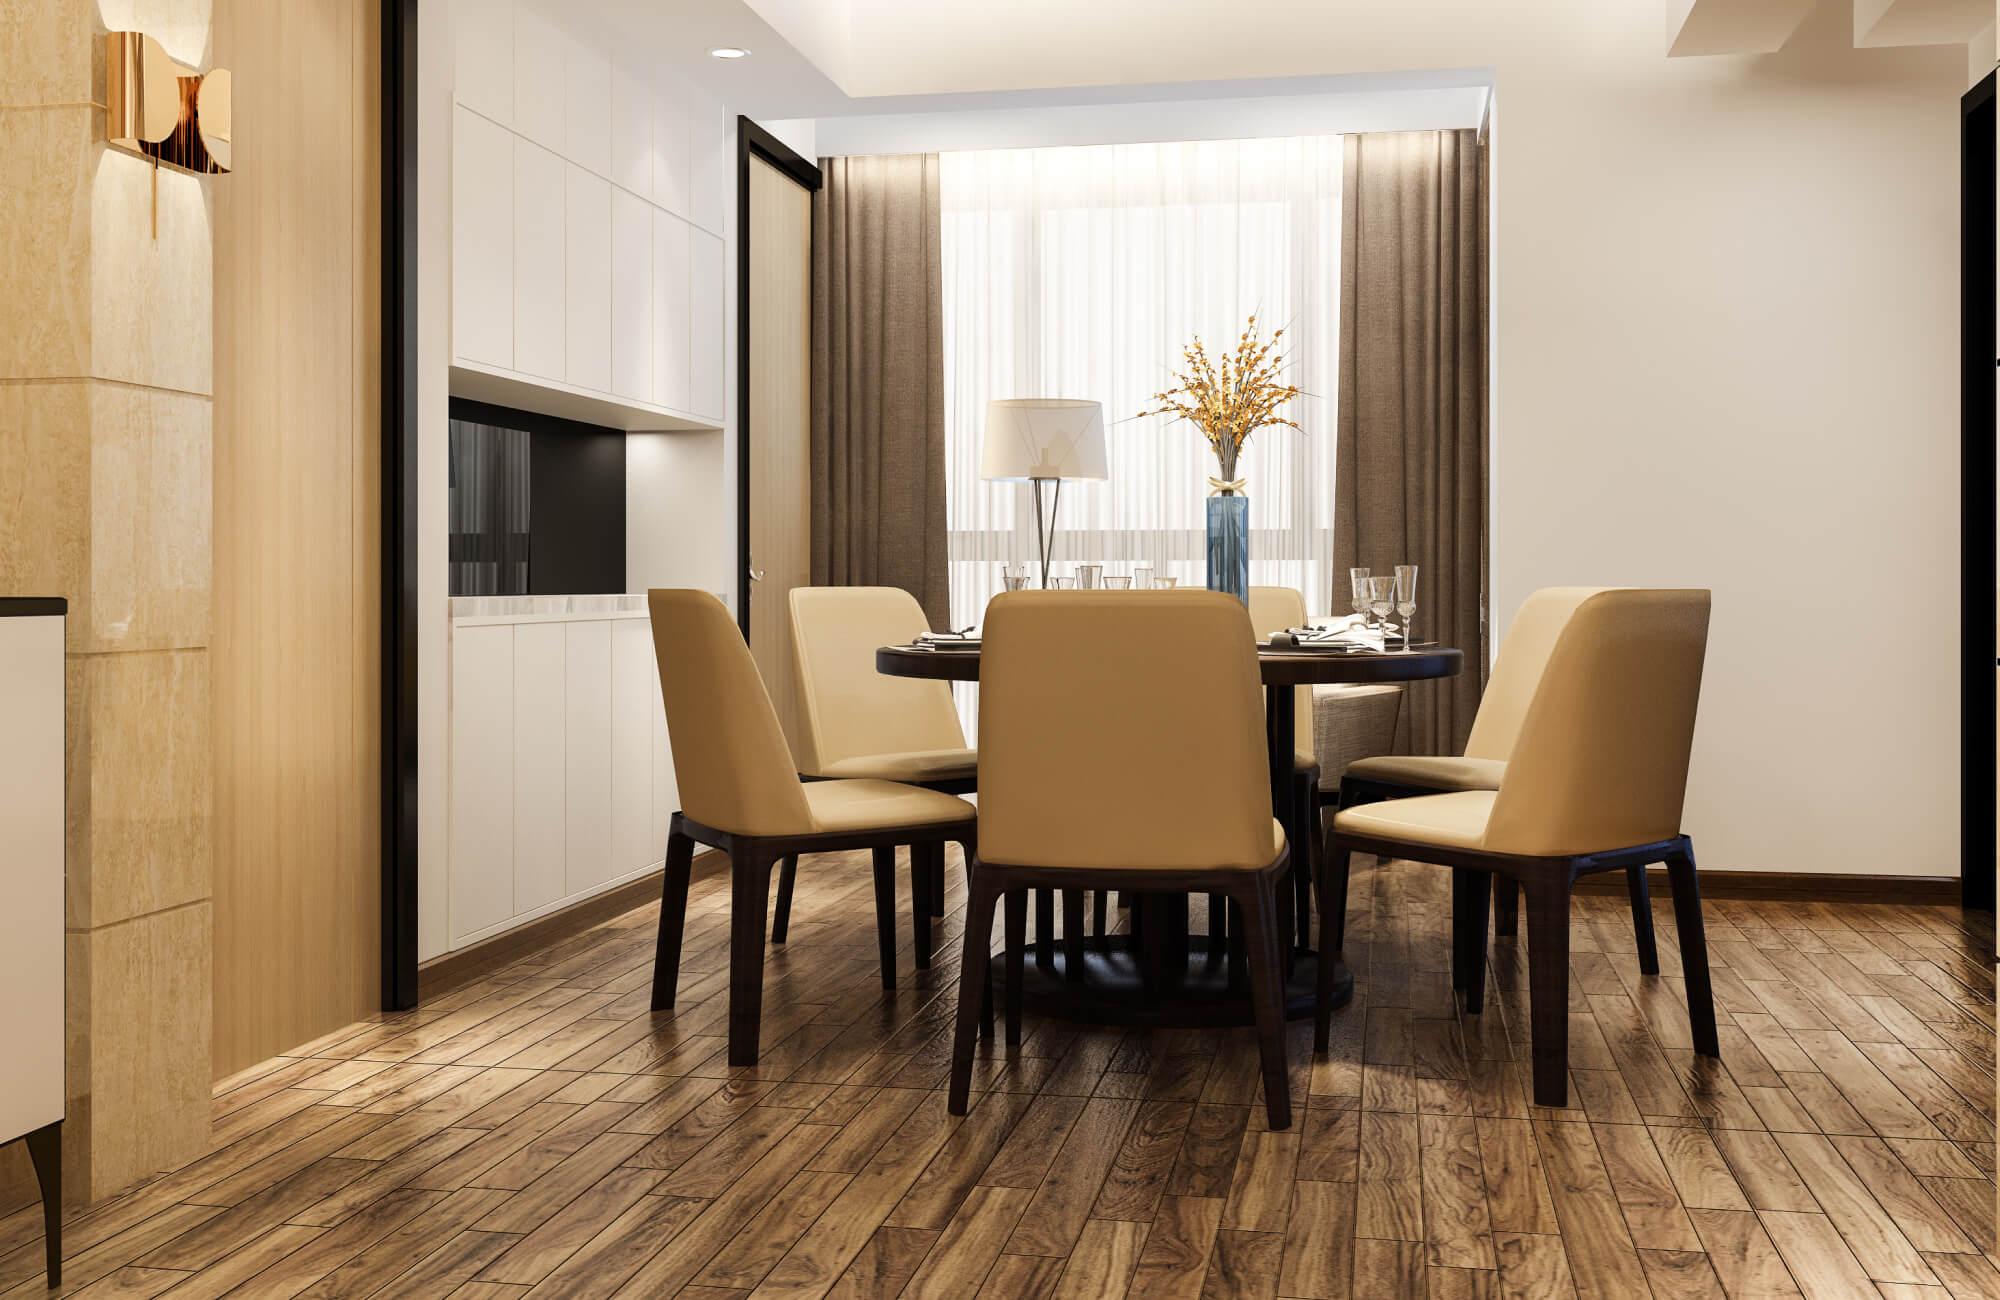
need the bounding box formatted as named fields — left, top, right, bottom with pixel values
left=4, top=852, right=1997, bottom=1299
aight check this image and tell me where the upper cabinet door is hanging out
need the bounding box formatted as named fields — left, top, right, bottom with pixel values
left=566, top=167, right=613, bottom=393
left=453, top=0, right=514, bottom=127
left=690, top=228, right=725, bottom=419
left=653, top=211, right=691, bottom=413
left=513, top=138, right=567, bottom=381
left=687, top=88, right=726, bottom=236
left=453, top=106, right=514, bottom=369
left=611, top=186, right=656, bottom=405
left=511, top=2, right=566, bottom=153
left=564, top=33, right=611, bottom=177
left=609, top=57, right=653, bottom=198
left=653, top=84, right=691, bottom=218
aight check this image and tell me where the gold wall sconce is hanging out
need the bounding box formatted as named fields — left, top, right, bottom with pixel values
left=107, top=32, right=230, bottom=175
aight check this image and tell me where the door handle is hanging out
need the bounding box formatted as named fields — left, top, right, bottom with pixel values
left=748, top=568, right=767, bottom=583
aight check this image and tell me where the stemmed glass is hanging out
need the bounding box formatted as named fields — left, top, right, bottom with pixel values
left=1368, top=576, right=1398, bottom=643
left=1002, top=562, right=1030, bottom=592
left=1350, top=568, right=1374, bottom=630
left=1395, top=565, right=1419, bottom=650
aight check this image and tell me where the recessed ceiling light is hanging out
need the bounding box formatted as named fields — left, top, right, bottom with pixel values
left=707, top=45, right=750, bottom=59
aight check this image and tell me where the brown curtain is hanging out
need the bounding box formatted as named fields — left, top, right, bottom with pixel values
left=810, top=153, right=950, bottom=629
left=1335, top=130, right=1490, bottom=756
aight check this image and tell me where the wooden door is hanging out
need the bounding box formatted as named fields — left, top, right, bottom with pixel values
left=746, top=153, right=813, bottom=755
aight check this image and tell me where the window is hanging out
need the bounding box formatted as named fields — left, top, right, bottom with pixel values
left=941, top=135, right=1344, bottom=635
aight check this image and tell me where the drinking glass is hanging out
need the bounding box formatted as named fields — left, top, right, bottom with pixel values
left=1368, top=576, right=1398, bottom=642
left=1050, top=576, right=1076, bottom=590
left=1394, top=564, right=1419, bottom=649
left=1132, top=565, right=1154, bottom=590
left=1103, top=575, right=1132, bottom=590
left=1076, top=563, right=1104, bottom=590
left=1002, top=562, right=1030, bottom=592
left=1350, top=567, right=1373, bottom=627
left=1154, top=576, right=1178, bottom=589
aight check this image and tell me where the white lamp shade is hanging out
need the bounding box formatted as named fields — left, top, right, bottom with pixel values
left=981, top=398, right=1108, bottom=482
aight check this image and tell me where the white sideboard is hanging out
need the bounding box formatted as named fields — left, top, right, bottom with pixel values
left=447, top=597, right=682, bottom=950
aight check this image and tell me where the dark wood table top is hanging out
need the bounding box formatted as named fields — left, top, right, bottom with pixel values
left=876, top=641, right=1464, bottom=685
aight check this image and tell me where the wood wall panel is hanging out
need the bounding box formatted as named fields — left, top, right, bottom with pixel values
left=211, top=0, right=382, bottom=1079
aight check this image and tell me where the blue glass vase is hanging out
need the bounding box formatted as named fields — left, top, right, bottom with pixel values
left=1205, top=494, right=1249, bottom=603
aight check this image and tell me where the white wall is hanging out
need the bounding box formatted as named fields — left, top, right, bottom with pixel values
left=810, top=0, right=1967, bottom=879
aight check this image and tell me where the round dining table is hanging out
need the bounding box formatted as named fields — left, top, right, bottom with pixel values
left=877, top=638, right=1464, bottom=1027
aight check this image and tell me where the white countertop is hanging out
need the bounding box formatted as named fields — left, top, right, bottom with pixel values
left=450, top=593, right=730, bottom=626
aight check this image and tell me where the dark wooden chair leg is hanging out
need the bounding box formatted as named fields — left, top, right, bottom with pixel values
left=726, top=845, right=776, bottom=1067
left=871, top=846, right=898, bottom=990
left=1626, top=863, right=1660, bottom=976
left=1292, top=771, right=1316, bottom=949
left=1463, top=869, right=1491, bottom=1014
left=770, top=854, right=799, bottom=943
left=25, top=1120, right=58, bottom=1287
left=1450, top=867, right=1473, bottom=992
left=1235, top=876, right=1293, bottom=1130
left=1004, top=889, right=1027, bottom=1046
left=1522, top=872, right=1574, bottom=1107
left=910, top=845, right=933, bottom=971
left=1062, top=889, right=1086, bottom=982
left=1664, top=844, right=1719, bottom=1057
left=949, top=880, right=1000, bottom=1115
left=1093, top=890, right=1109, bottom=951
left=1035, top=889, right=1056, bottom=972
left=1315, top=845, right=1350, bottom=1052
left=1492, top=876, right=1520, bottom=938
left=650, top=826, right=697, bottom=1010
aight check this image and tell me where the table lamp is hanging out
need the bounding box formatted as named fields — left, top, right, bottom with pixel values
left=981, top=398, right=1107, bottom=589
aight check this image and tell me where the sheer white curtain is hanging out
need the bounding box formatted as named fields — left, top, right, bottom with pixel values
left=941, top=136, right=1344, bottom=645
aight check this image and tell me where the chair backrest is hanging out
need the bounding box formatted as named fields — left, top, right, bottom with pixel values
left=978, top=590, right=1276, bottom=870
left=789, top=586, right=967, bottom=775
left=1463, top=587, right=1609, bottom=760
left=1482, top=589, right=1711, bottom=857
left=648, top=589, right=814, bottom=837
left=1248, top=585, right=1314, bottom=748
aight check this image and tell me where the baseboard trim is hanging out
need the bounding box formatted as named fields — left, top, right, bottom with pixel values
left=1571, top=867, right=1960, bottom=904
left=418, top=849, right=727, bottom=1001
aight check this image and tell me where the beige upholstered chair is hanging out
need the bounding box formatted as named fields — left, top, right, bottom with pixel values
left=948, top=590, right=1296, bottom=1129
left=787, top=586, right=973, bottom=949
left=1336, top=587, right=1655, bottom=966
left=1318, top=589, right=1715, bottom=1108
left=648, top=589, right=976, bottom=1067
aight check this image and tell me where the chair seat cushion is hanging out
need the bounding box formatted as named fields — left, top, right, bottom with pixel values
left=803, top=779, right=975, bottom=834
left=1332, top=790, right=1494, bottom=851
left=814, top=748, right=979, bottom=784
left=1295, top=749, right=1318, bottom=773
left=1343, top=754, right=1508, bottom=793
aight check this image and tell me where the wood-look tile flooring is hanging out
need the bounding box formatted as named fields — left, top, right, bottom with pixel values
left=5, top=853, right=1996, bottom=1299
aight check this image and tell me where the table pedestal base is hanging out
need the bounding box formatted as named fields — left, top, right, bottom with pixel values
left=1006, top=937, right=1353, bottom=1028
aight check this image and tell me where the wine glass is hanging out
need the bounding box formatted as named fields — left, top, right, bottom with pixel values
left=1350, top=567, right=1373, bottom=628
left=1395, top=565, right=1419, bottom=649
left=1002, top=562, right=1030, bottom=592
left=1368, top=576, right=1398, bottom=642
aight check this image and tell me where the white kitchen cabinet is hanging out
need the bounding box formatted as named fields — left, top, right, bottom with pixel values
left=512, top=137, right=567, bottom=381
left=564, top=35, right=611, bottom=177
left=690, top=228, right=725, bottom=419
left=564, top=620, right=615, bottom=895
left=687, top=86, right=725, bottom=235
left=511, top=622, right=568, bottom=913
left=610, top=56, right=654, bottom=198
left=565, top=166, right=612, bottom=392
left=449, top=624, right=516, bottom=942
left=653, top=211, right=691, bottom=413
left=453, top=106, right=515, bottom=369
left=453, top=0, right=513, bottom=128
left=448, top=607, right=680, bottom=951
left=511, top=1, right=566, bottom=154
left=654, top=83, right=691, bottom=218
left=610, top=187, right=656, bottom=406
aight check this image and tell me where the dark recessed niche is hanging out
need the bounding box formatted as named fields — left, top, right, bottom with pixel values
left=448, top=398, right=626, bottom=597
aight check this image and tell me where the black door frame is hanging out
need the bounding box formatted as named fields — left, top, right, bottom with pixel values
left=381, top=0, right=421, bottom=1009
left=734, top=118, right=822, bottom=637
left=1962, top=71, right=1995, bottom=915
